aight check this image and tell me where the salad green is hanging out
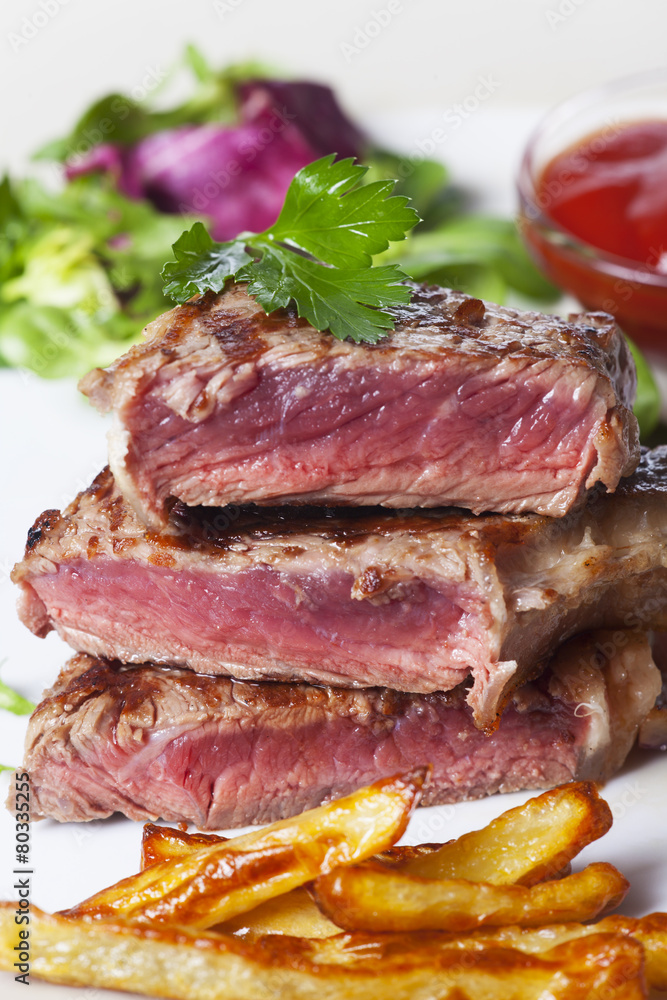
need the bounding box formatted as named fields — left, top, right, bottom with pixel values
left=0, top=174, right=193, bottom=376
left=0, top=677, right=35, bottom=716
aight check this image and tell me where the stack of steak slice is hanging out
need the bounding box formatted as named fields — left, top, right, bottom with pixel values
left=10, top=283, right=667, bottom=828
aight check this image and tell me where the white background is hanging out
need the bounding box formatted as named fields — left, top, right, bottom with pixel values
left=1, top=0, right=667, bottom=172
left=0, top=2, right=666, bottom=997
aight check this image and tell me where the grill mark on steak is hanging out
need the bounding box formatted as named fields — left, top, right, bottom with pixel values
left=12, top=449, right=667, bottom=731
left=13, top=632, right=659, bottom=828
left=78, top=282, right=639, bottom=528
left=201, top=299, right=312, bottom=363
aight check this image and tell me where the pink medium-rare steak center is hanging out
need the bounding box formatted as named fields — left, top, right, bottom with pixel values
left=14, top=632, right=660, bottom=828
left=26, top=558, right=487, bottom=692
left=79, top=282, right=640, bottom=527
left=12, top=449, right=667, bottom=731
left=124, top=352, right=612, bottom=516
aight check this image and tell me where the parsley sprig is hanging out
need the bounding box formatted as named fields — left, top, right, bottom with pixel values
left=162, top=155, right=420, bottom=343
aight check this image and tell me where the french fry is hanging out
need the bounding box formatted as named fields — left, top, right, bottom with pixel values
left=0, top=903, right=646, bottom=1000
left=140, top=779, right=604, bottom=891
left=313, top=861, right=629, bottom=932
left=220, top=887, right=340, bottom=939
left=422, top=914, right=667, bottom=992
left=138, top=824, right=441, bottom=940
left=139, top=823, right=444, bottom=940
left=140, top=823, right=441, bottom=872
left=387, top=781, right=612, bottom=885
left=140, top=825, right=444, bottom=939
left=62, top=769, right=425, bottom=929
left=140, top=824, right=227, bottom=869
left=1, top=779, right=661, bottom=1000
left=600, top=913, right=667, bottom=992
left=140, top=823, right=340, bottom=937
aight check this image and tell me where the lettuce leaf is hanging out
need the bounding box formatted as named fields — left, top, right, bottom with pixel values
left=0, top=677, right=35, bottom=716
left=0, top=174, right=192, bottom=377
left=627, top=336, right=661, bottom=437
left=380, top=215, right=559, bottom=303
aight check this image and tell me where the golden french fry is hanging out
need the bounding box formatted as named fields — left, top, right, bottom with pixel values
left=140, top=823, right=339, bottom=938
left=391, top=781, right=612, bottom=886
left=138, top=824, right=441, bottom=940
left=426, top=913, right=667, bottom=992
left=0, top=903, right=646, bottom=1000
left=221, top=887, right=340, bottom=939
left=139, top=822, right=442, bottom=939
left=313, top=861, right=629, bottom=933
left=141, top=824, right=227, bottom=869
left=140, top=823, right=442, bottom=872
left=63, top=769, right=425, bottom=929
left=602, top=913, right=667, bottom=992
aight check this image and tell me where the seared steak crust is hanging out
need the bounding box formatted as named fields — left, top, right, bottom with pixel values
left=79, top=283, right=639, bottom=527
left=16, top=634, right=659, bottom=828
left=12, top=449, right=667, bottom=731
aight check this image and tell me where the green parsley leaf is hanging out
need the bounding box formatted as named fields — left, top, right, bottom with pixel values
left=162, top=223, right=252, bottom=303
left=244, top=247, right=411, bottom=343
left=267, top=155, right=420, bottom=268
left=0, top=678, right=35, bottom=716
left=0, top=764, right=17, bottom=773
left=161, top=156, right=419, bottom=342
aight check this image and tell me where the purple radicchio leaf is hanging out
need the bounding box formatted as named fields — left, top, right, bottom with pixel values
left=237, top=79, right=366, bottom=160
left=122, top=121, right=317, bottom=239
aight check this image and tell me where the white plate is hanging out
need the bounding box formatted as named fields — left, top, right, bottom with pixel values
left=1, top=109, right=666, bottom=997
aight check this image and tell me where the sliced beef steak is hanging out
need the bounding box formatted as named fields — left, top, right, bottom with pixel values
left=13, top=449, right=667, bottom=730
left=15, top=633, right=660, bottom=828
left=79, top=282, right=639, bottom=528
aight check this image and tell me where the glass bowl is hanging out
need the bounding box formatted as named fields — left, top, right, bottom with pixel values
left=517, top=69, right=667, bottom=356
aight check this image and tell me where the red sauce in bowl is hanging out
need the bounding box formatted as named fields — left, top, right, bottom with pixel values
left=519, top=119, right=667, bottom=355
left=540, top=121, right=667, bottom=269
